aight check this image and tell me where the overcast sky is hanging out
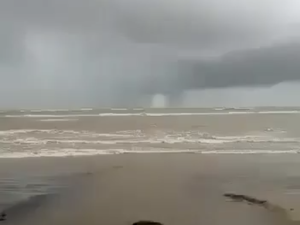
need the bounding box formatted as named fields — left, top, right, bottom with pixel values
left=1, top=0, right=300, bottom=108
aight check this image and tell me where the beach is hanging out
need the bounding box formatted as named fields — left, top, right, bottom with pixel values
left=1, top=154, right=300, bottom=225
left=1, top=107, right=300, bottom=224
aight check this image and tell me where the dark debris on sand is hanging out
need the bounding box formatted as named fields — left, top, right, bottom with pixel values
left=132, top=220, right=163, bottom=225
left=0, top=212, right=6, bottom=222
left=224, top=193, right=267, bottom=206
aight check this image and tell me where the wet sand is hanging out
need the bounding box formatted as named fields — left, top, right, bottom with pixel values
left=1, top=154, right=300, bottom=225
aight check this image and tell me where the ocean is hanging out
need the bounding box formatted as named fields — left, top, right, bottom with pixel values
left=0, top=107, right=300, bottom=157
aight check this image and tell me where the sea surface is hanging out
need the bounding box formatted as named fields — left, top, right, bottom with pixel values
left=0, top=107, right=300, bottom=157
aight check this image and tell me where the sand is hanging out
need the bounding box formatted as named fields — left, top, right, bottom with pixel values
left=1, top=154, right=300, bottom=225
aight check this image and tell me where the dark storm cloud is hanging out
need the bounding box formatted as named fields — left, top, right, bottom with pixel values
left=1, top=0, right=300, bottom=107
left=173, top=41, right=300, bottom=90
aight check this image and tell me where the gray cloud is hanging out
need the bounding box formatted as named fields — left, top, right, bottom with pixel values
left=174, top=41, right=300, bottom=89
left=1, top=0, right=300, bottom=107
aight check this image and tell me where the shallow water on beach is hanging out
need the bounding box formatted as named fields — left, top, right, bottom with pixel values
left=0, top=155, right=300, bottom=225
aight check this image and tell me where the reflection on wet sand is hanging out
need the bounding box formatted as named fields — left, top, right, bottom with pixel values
left=0, top=155, right=300, bottom=225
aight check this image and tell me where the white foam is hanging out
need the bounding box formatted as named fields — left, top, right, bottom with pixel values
left=214, top=108, right=226, bottom=111
left=110, top=108, right=130, bottom=111
left=227, top=111, right=255, bottom=114
left=80, top=108, right=94, bottom=111
left=0, top=129, right=298, bottom=146
left=258, top=111, right=300, bottom=114
left=214, top=107, right=254, bottom=111
left=30, top=109, right=71, bottom=112
left=4, top=114, right=96, bottom=118
left=98, top=113, right=144, bottom=117
left=29, top=108, right=94, bottom=112
left=201, top=150, right=300, bottom=154
left=0, top=149, right=123, bottom=158
left=144, top=111, right=300, bottom=116
left=3, top=110, right=300, bottom=118
left=0, top=138, right=208, bottom=145
left=129, top=149, right=300, bottom=154
left=0, top=149, right=203, bottom=158
left=216, top=135, right=298, bottom=143
left=3, top=134, right=293, bottom=145
left=0, top=148, right=299, bottom=158
left=0, top=129, right=133, bottom=138
left=0, top=129, right=38, bottom=135
left=39, top=119, right=78, bottom=122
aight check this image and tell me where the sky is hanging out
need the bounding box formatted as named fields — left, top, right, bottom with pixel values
left=1, top=0, right=300, bottom=108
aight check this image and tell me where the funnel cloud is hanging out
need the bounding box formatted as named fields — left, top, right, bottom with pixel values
left=1, top=0, right=300, bottom=108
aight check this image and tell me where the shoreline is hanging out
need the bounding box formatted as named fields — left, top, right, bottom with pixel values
left=1, top=150, right=300, bottom=159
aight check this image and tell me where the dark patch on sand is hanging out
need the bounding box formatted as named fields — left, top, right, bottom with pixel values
left=224, top=193, right=267, bottom=206
left=0, top=212, right=6, bottom=221
left=223, top=193, right=300, bottom=225
left=132, top=221, right=163, bottom=225
left=0, top=194, right=56, bottom=223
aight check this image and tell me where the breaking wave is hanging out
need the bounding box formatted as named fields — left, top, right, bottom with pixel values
left=0, top=128, right=299, bottom=158
left=0, top=149, right=299, bottom=158
left=2, top=110, right=300, bottom=118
